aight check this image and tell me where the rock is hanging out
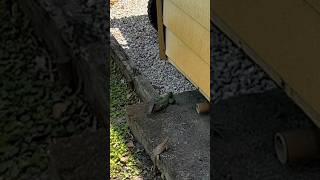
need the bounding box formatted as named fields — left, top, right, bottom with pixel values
left=52, top=103, right=68, bottom=119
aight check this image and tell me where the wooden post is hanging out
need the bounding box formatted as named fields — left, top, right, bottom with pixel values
left=156, top=0, right=166, bottom=59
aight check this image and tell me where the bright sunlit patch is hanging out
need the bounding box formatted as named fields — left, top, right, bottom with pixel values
left=110, top=60, right=141, bottom=179
left=111, top=28, right=130, bottom=49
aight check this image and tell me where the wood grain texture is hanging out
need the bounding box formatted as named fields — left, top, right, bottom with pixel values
left=168, top=0, right=210, bottom=30
left=156, top=0, right=166, bottom=59
left=213, top=0, right=320, bottom=127
left=165, top=29, right=210, bottom=100
left=305, top=0, right=320, bottom=14
left=163, top=0, right=209, bottom=65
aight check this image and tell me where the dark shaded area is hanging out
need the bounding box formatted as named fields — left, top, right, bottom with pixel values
left=211, top=89, right=320, bottom=179
left=147, top=0, right=158, bottom=30
left=48, top=129, right=107, bottom=180
left=19, top=0, right=108, bottom=128
left=0, top=0, right=108, bottom=179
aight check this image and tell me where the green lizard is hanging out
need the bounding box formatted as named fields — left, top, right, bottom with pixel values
left=147, top=92, right=175, bottom=114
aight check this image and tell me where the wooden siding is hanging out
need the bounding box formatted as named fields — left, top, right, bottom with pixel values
left=213, top=0, right=320, bottom=127
left=163, top=0, right=210, bottom=100
left=163, top=0, right=210, bottom=64
left=165, top=29, right=210, bottom=100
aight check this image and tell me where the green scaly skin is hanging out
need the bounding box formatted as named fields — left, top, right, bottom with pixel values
left=151, top=92, right=175, bottom=113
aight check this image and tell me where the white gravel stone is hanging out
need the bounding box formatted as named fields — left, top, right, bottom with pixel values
left=111, top=0, right=277, bottom=100
left=111, top=0, right=195, bottom=95
left=211, top=25, right=277, bottom=103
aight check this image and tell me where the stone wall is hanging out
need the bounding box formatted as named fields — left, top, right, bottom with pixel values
left=19, top=0, right=109, bottom=128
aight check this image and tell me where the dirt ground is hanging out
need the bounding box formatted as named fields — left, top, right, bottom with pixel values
left=211, top=89, right=320, bottom=179
left=127, top=91, right=210, bottom=179
left=0, top=2, right=97, bottom=179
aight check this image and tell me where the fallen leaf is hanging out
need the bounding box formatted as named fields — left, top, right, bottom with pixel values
left=132, top=176, right=143, bottom=180
left=120, top=156, right=129, bottom=163
left=110, top=0, right=119, bottom=6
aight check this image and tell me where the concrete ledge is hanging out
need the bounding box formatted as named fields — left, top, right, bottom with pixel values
left=110, top=35, right=135, bottom=86
left=110, top=35, right=159, bottom=102
left=126, top=91, right=209, bottom=179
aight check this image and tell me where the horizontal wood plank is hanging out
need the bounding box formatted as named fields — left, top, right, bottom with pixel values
left=163, top=0, right=210, bottom=65
left=167, top=0, right=210, bottom=31
left=305, top=0, right=320, bottom=14
left=213, top=0, right=320, bottom=127
left=166, top=29, right=210, bottom=100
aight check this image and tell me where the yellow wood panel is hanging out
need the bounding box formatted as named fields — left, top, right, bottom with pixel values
left=163, top=0, right=210, bottom=65
left=166, top=0, right=210, bottom=31
left=165, top=29, right=210, bottom=100
left=214, top=0, right=320, bottom=126
left=305, top=0, right=320, bottom=14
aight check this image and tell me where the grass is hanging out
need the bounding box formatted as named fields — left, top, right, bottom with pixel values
left=110, top=59, right=141, bottom=179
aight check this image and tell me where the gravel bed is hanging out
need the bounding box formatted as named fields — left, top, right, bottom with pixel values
left=111, top=0, right=276, bottom=100
left=110, top=0, right=195, bottom=95
left=211, top=25, right=277, bottom=103
left=0, top=3, right=96, bottom=179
